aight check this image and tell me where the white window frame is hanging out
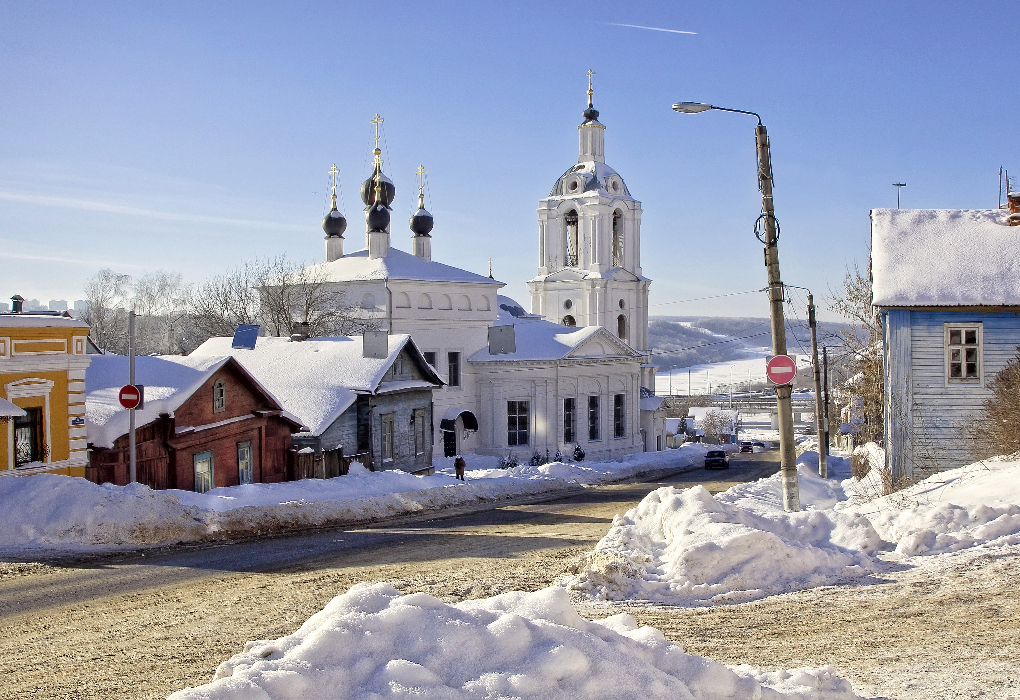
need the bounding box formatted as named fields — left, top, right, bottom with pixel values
left=194, top=450, right=214, bottom=493
left=381, top=413, right=395, bottom=463
left=4, top=378, right=53, bottom=470
left=944, top=323, right=983, bottom=385
left=237, top=440, right=253, bottom=485
left=213, top=379, right=226, bottom=413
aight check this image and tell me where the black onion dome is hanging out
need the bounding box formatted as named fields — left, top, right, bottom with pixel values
left=583, top=105, right=600, bottom=122
left=367, top=201, right=390, bottom=231
left=360, top=171, right=396, bottom=207
left=322, top=207, right=347, bottom=237
left=410, top=207, right=434, bottom=236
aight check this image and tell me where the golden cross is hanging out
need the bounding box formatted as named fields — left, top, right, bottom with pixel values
left=586, top=69, right=595, bottom=90
left=487, top=258, right=493, bottom=277
left=415, top=165, right=427, bottom=193
left=328, top=164, right=340, bottom=195
left=370, top=113, right=384, bottom=149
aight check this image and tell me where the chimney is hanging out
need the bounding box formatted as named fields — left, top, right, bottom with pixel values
left=290, top=321, right=310, bottom=341
left=10, top=295, right=24, bottom=313
left=1008, top=191, right=1020, bottom=227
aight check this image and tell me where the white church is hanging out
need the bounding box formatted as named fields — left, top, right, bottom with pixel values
left=303, top=84, right=667, bottom=461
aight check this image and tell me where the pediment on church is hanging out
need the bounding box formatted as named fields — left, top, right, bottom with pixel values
left=609, top=267, right=639, bottom=282
left=567, top=328, right=641, bottom=359
left=544, top=269, right=589, bottom=282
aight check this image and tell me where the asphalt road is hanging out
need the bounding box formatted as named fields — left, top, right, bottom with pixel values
left=0, top=450, right=780, bottom=700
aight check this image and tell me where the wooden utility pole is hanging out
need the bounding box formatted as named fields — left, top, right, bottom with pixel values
left=756, top=123, right=800, bottom=511
left=128, top=310, right=137, bottom=484
left=807, top=293, right=827, bottom=478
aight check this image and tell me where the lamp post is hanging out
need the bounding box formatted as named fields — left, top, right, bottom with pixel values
left=671, top=102, right=800, bottom=511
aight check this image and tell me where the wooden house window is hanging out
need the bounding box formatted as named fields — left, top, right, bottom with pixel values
left=413, top=408, right=428, bottom=456
left=237, top=441, right=253, bottom=485
left=381, top=413, right=395, bottom=463
left=213, top=379, right=226, bottom=413
left=945, top=324, right=982, bottom=383
left=194, top=451, right=214, bottom=493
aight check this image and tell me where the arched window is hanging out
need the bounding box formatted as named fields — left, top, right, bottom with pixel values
left=213, top=379, right=226, bottom=413
left=565, top=210, right=579, bottom=267
left=395, top=292, right=411, bottom=308
left=458, top=295, right=472, bottom=311
left=418, top=293, right=433, bottom=309
left=562, top=315, right=576, bottom=327
left=617, top=314, right=627, bottom=343
left=612, top=209, right=624, bottom=267
left=439, top=294, right=452, bottom=310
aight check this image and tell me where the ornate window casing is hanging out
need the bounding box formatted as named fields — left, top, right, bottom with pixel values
left=945, top=323, right=982, bottom=384
left=612, top=209, right=624, bottom=267
left=5, top=378, right=53, bottom=470
left=213, top=379, right=226, bottom=413
left=565, top=210, right=579, bottom=267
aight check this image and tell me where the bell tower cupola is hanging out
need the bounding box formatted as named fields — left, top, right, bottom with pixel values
left=361, top=114, right=395, bottom=260
left=527, top=72, right=653, bottom=369
left=323, top=163, right=348, bottom=262
left=410, top=164, right=434, bottom=262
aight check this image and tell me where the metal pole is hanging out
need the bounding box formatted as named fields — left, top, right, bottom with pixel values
left=807, top=294, right=827, bottom=478
left=756, top=123, right=800, bottom=511
left=688, top=369, right=691, bottom=396
left=823, top=345, right=831, bottom=458
left=128, top=310, right=137, bottom=484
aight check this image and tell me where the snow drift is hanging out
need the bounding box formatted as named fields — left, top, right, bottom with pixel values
left=168, top=583, right=859, bottom=700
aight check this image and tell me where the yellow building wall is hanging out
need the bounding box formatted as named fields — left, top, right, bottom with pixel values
left=1, top=320, right=90, bottom=477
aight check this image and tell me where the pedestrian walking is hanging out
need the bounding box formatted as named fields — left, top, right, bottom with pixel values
left=454, top=455, right=466, bottom=481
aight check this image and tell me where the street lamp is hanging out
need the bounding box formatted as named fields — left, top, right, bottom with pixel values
left=671, top=101, right=801, bottom=511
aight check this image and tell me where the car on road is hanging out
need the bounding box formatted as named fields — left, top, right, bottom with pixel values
left=738, top=441, right=753, bottom=453
left=752, top=441, right=766, bottom=453
left=704, top=450, right=729, bottom=470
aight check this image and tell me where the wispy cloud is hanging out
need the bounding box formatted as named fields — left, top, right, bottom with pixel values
left=0, top=190, right=306, bottom=231
left=601, top=22, right=697, bottom=35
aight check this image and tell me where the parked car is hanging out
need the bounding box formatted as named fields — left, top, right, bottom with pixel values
left=738, top=441, right=753, bottom=453
left=704, top=450, right=729, bottom=470
left=752, top=441, right=766, bottom=453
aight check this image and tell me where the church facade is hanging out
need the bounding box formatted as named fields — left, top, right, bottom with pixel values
left=298, top=91, right=662, bottom=464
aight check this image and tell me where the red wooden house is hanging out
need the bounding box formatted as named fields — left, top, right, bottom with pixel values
left=85, top=354, right=303, bottom=491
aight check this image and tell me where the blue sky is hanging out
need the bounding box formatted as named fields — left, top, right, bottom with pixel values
left=2, top=1, right=1017, bottom=320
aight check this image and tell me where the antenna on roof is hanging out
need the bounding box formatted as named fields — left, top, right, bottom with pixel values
left=1000, top=167, right=1006, bottom=209
left=892, top=183, right=906, bottom=209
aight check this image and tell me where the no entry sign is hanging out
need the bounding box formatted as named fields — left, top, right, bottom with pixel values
left=119, top=384, right=142, bottom=410
left=766, top=355, right=797, bottom=385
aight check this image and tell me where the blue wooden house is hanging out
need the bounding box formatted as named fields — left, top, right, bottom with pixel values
left=873, top=199, right=1020, bottom=480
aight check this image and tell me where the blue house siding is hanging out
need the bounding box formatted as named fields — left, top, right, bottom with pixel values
left=885, top=309, right=1020, bottom=479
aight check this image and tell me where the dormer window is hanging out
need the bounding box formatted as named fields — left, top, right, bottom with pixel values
left=213, top=379, right=226, bottom=413
left=562, top=315, right=576, bottom=327
left=565, top=210, right=579, bottom=267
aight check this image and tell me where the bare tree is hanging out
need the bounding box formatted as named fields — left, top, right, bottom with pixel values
left=80, top=269, right=132, bottom=353
left=698, top=409, right=734, bottom=444
left=190, top=261, right=263, bottom=341
left=132, top=271, right=192, bottom=355
left=970, top=347, right=1020, bottom=459
left=829, top=260, right=884, bottom=446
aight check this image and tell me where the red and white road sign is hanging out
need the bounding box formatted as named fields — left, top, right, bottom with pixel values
left=766, top=355, right=797, bottom=385
left=119, top=384, right=141, bottom=410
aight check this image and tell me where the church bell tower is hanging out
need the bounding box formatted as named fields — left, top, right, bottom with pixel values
left=527, top=74, right=652, bottom=384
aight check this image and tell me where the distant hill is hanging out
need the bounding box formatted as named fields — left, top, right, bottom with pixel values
left=648, top=316, right=847, bottom=370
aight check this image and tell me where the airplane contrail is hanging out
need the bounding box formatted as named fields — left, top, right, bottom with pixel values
left=601, top=22, right=696, bottom=35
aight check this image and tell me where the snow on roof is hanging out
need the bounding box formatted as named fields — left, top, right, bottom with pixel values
left=664, top=417, right=683, bottom=433
left=470, top=318, right=634, bottom=362
left=872, top=208, right=1020, bottom=307
left=85, top=354, right=236, bottom=448
left=0, top=397, right=26, bottom=417
left=301, top=246, right=505, bottom=287
left=495, top=295, right=541, bottom=323
left=191, top=334, right=435, bottom=436
left=640, top=395, right=665, bottom=412
left=0, top=315, right=89, bottom=328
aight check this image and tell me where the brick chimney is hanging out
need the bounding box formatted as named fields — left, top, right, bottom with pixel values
left=1008, top=191, right=1020, bottom=226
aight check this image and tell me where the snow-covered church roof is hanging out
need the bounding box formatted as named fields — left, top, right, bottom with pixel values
left=549, top=161, right=632, bottom=198
left=191, top=334, right=440, bottom=436
left=871, top=208, right=1020, bottom=307
left=304, top=245, right=503, bottom=287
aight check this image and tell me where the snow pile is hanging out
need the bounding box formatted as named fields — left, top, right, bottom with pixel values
left=567, top=452, right=1020, bottom=605
left=0, top=447, right=707, bottom=551
left=839, top=456, right=1020, bottom=557
left=0, top=475, right=206, bottom=547
left=169, top=583, right=859, bottom=700
left=564, top=466, right=882, bottom=605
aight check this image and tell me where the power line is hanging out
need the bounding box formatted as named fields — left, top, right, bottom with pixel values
left=649, top=289, right=765, bottom=308
left=647, top=330, right=773, bottom=355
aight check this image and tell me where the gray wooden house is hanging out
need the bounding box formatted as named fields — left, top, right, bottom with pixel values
left=191, top=333, right=443, bottom=475
left=872, top=200, right=1020, bottom=480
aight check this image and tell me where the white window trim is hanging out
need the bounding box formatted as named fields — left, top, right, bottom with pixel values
left=944, top=323, right=983, bottom=386
left=5, top=378, right=54, bottom=470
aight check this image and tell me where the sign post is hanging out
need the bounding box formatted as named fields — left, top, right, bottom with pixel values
left=128, top=310, right=136, bottom=483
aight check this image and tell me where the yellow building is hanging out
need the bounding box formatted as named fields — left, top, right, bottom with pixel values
left=1, top=313, right=92, bottom=476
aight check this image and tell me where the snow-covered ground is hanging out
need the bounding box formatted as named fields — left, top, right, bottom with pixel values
left=0, top=445, right=710, bottom=553
left=653, top=342, right=815, bottom=397
left=562, top=450, right=1020, bottom=606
